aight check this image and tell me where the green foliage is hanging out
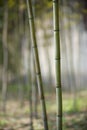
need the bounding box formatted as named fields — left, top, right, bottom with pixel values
left=8, top=0, right=16, bottom=8
left=0, top=120, right=8, bottom=127
left=63, top=95, right=87, bottom=113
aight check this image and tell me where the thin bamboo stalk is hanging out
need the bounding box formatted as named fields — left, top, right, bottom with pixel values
left=29, top=47, right=34, bottom=130
left=25, top=15, right=34, bottom=129
left=26, top=0, right=49, bottom=130
left=32, top=57, right=38, bottom=119
left=60, top=0, right=72, bottom=92
left=53, top=0, right=62, bottom=130
left=2, top=0, right=8, bottom=113
left=67, top=8, right=78, bottom=110
left=32, top=0, right=38, bottom=119
left=65, top=0, right=78, bottom=110
left=19, top=0, right=26, bottom=107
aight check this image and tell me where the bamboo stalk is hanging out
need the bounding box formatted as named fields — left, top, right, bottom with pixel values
left=66, top=2, right=78, bottom=110
left=29, top=47, right=34, bottom=130
left=32, top=0, right=38, bottom=119
left=26, top=0, right=49, bottom=130
left=25, top=14, right=34, bottom=129
left=19, top=0, right=25, bottom=107
left=2, top=0, right=8, bottom=113
left=53, top=0, right=62, bottom=130
left=60, top=0, right=72, bottom=92
left=32, top=57, right=38, bottom=119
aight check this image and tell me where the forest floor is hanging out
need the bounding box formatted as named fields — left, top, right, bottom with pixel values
left=0, top=90, right=87, bottom=130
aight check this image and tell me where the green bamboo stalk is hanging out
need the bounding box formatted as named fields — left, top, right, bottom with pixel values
left=32, top=57, right=38, bottom=119
left=18, top=0, right=25, bottom=107
left=26, top=0, right=49, bottom=130
left=66, top=1, right=78, bottom=110
left=32, top=0, right=38, bottom=119
left=2, top=0, right=8, bottom=113
left=53, top=0, right=62, bottom=130
left=29, top=47, right=34, bottom=130
left=60, top=0, right=72, bottom=92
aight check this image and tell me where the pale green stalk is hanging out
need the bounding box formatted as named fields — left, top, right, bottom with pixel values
left=53, top=0, right=62, bottom=130
left=2, top=1, right=8, bottom=113
left=26, top=0, right=49, bottom=129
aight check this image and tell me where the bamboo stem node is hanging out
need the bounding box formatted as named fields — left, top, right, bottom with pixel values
left=28, top=17, right=33, bottom=19
left=55, top=58, right=61, bottom=60
left=56, top=85, right=60, bottom=88
left=32, top=45, right=37, bottom=48
left=54, top=29, right=60, bottom=31
left=53, top=0, right=58, bottom=3
left=36, top=72, right=41, bottom=75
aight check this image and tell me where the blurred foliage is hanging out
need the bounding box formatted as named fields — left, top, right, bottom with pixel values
left=0, top=0, right=87, bottom=75
left=0, top=120, right=8, bottom=127
left=8, top=0, right=16, bottom=8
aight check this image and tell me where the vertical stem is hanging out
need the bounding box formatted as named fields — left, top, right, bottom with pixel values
left=53, top=0, right=62, bottom=130
left=2, top=1, right=8, bottom=113
left=67, top=0, right=78, bottom=110
left=26, top=0, right=49, bottom=130
left=27, top=19, right=34, bottom=129
left=31, top=0, right=38, bottom=119
left=32, top=58, right=38, bottom=119
left=42, top=24, right=53, bottom=87
left=60, top=1, right=72, bottom=92
left=19, top=0, right=25, bottom=107
left=29, top=48, right=34, bottom=130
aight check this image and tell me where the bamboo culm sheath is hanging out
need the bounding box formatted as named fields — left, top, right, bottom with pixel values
left=26, top=0, right=49, bottom=130
left=53, top=0, right=62, bottom=130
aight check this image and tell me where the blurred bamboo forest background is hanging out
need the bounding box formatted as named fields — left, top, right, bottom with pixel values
left=0, top=0, right=87, bottom=130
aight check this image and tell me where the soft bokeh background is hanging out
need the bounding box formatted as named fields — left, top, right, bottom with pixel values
left=0, top=0, right=87, bottom=130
